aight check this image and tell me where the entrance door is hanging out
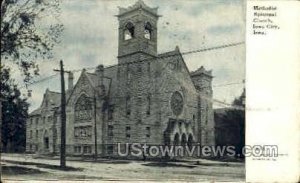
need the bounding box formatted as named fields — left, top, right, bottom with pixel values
left=44, top=137, right=49, bottom=150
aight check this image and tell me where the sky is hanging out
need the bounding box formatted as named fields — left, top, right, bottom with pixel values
left=12, top=0, right=246, bottom=112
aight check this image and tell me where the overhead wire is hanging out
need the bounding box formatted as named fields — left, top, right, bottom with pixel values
left=21, top=42, right=245, bottom=109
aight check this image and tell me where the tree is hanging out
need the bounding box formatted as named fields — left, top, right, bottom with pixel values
left=1, top=0, right=63, bottom=152
left=224, top=89, right=245, bottom=157
left=1, top=67, right=29, bottom=152
left=1, top=0, right=63, bottom=84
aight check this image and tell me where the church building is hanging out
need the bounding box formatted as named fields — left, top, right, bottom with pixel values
left=26, top=0, right=215, bottom=156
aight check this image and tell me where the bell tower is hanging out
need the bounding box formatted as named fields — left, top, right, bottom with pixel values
left=116, top=0, right=160, bottom=64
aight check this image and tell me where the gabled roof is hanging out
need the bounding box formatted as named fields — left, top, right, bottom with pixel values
left=46, top=90, right=61, bottom=107
left=158, top=49, right=178, bottom=58
left=84, top=65, right=118, bottom=97
left=66, top=65, right=118, bottom=102
left=30, top=108, right=42, bottom=116
left=155, top=47, right=198, bottom=93
left=85, top=72, right=97, bottom=87
left=29, top=89, right=61, bottom=116
left=158, top=46, right=184, bottom=66
left=29, top=45, right=206, bottom=117
left=103, top=65, right=118, bottom=98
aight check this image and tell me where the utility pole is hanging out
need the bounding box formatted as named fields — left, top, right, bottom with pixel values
left=54, top=60, right=68, bottom=168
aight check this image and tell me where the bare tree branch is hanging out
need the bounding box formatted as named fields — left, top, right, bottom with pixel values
left=1, top=0, right=63, bottom=85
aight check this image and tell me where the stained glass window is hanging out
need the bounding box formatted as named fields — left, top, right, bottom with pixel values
left=75, top=94, right=92, bottom=122
left=74, top=126, right=92, bottom=138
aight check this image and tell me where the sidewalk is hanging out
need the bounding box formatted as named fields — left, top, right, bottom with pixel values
left=1, top=153, right=245, bottom=181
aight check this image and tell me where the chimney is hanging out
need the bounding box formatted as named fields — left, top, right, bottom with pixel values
left=68, top=72, right=74, bottom=90
left=96, top=64, right=104, bottom=91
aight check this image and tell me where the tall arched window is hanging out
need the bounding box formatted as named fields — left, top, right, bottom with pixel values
left=126, top=96, right=131, bottom=116
left=147, top=93, right=151, bottom=115
left=124, top=22, right=134, bottom=40
left=75, top=94, right=92, bottom=122
left=127, top=65, right=131, bottom=81
left=144, top=22, right=152, bottom=39
left=44, top=130, right=49, bottom=149
left=205, top=105, right=208, bottom=125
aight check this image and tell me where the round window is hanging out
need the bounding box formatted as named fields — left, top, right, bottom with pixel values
left=171, top=91, right=184, bottom=116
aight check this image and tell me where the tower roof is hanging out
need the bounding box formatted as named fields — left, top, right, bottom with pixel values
left=117, top=0, right=159, bottom=17
left=190, top=66, right=213, bottom=78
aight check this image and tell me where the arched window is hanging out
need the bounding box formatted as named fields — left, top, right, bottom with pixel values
left=75, top=94, right=92, bottom=122
left=205, top=105, right=208, bottom=125
left=146, top=127, right=150, bottom=138
left=147, top=93, right=151, bottom=115
left=108, top=105, right=114, bottom=120
left=44, top=130, right=49, bottom=149
left=187, top=134, right=193, bottom=148
left=144, top=22, right=152, bottom=39
left=127, top=65, right=131, bottom=81
left=124, top=22, right=134, bottom=40
left=35, top=118, right=39, bottom=126
left=126, top=126, right=131, bottom=138
left=126, top=96, right=131, bottom=116
left=205, top=131, right=209, bottom=144
left=108, top=125, right=114, bottom=137
left=174, top=133, right=180, bottom=145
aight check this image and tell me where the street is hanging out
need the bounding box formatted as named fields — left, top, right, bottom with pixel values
left=1, top=153, right=245, bottom=181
